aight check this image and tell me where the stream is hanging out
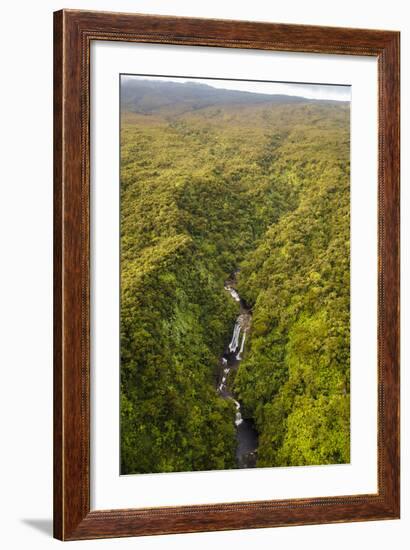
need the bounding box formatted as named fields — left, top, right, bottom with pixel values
left=217, top=277, right=258, bottom=468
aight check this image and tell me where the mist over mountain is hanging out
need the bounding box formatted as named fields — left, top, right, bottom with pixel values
left=120, top=77, right=316, bottom=114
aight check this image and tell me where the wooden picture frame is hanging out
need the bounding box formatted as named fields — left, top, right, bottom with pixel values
left=54, top=9, right=400, bottom=540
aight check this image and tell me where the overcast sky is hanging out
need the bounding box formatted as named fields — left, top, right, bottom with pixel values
left=122, top=75, right=351, bottom=102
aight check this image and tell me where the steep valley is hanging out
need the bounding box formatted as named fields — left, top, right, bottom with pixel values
left=120, top=79, right=350, bottom=474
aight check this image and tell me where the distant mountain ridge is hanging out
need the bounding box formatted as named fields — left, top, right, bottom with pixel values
left=121, top=78, right=319, bottom=114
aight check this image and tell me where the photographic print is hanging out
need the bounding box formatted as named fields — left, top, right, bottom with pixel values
left=54, top=11, right=400, bottom=539
left=120, top=74, right=351, bottom=475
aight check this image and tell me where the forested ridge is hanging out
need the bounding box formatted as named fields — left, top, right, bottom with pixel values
left=120, top=79, right=350, bottom=474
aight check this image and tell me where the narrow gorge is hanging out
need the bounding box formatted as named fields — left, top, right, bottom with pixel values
left=217, top=276, right=258, bottom=468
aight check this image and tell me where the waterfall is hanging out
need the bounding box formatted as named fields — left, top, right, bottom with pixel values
left=233, top=399, right=243, bottom=426
left=224, top=285, right=241, bottom=302
left=229, top=321, right=241, bottom=352
left=236, top=332, right=246, bottom=360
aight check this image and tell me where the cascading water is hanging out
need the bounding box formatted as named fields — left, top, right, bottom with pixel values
left=233, top=399, right=243, bottom=426
left=228, top=321, right=241, bottom=353
left=224, top=284, right=241, bottom=302
left=217, top=278, right=258, bottom=468
left=236, top=332, right=246, bottom=361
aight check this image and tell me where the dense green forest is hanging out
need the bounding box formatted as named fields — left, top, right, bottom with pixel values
left=120, top=78, right=350, bottom=474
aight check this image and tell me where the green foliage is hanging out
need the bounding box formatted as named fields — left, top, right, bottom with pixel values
left=234, top=111, right=350, bottom=466
left=121, top=234, right=238, bottom=473
left=120, top=86, right=350, bottom=473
